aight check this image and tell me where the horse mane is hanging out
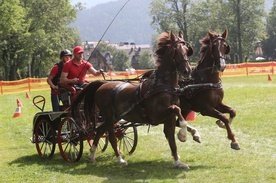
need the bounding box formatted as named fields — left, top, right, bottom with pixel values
left=199, top=31, right=221, bottom=54
left=154, top=32, right=173, bottom=65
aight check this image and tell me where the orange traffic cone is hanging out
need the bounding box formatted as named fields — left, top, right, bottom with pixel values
left=268, top=74, right=272, bottom=81
left=185, top=111, right=196, bottom=121
left=13, top=106, right=21, bottom=118
left=17, top=99, right=23, bottom=107
left=26, top=92, right=30, bottom=98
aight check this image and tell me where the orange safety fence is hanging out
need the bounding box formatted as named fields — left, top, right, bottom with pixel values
left=222, top=61, right=275, bottom=76
left=0, top=62, right=274, bottom=95
left=0, top=70, right=148, bottom=95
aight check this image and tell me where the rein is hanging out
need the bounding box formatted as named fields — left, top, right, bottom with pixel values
left=177, top=82, right=222, bottom=95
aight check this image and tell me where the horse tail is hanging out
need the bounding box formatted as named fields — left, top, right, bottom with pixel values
left=71, top=80, right=106, bottom=120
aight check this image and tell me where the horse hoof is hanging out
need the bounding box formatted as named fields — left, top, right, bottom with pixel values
left=177, top=129, right=187, bottom=142
left=193, top=136, right=201, bottom=143
left=231, top=142, right=240, bottom=150
left=175, top=161, right=190, bottom=170
left=117, top=156, right=128, bottom=166
left=119, top=160, right=128, bottom=166
left=216, top=120, right=226, bottom=129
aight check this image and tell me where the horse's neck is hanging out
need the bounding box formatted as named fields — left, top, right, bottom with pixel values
left=193, top=51, right=220, bottom=83
left=155, top=67, right=178, bottom=87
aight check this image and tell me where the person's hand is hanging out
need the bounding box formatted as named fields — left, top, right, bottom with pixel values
left=53, top=85, right=59, bottom=90
left=99, top=69, right=108, bottom=78
left=71, top=78, right=78, bottom=84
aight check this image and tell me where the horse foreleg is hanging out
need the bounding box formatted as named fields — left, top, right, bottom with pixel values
left=178, top=120, right=188, bottom=142
left=169, top=105, right=188, bottom=142
left=187, top=125, right=201, bottom=143
left=176, top=116, right=201, bottom=143
left=163, top=121, right=189, bottom=169
left=107, top=124, right=128, bottom=166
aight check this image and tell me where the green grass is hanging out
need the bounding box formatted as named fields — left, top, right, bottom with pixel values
left=0, top=75, right=275, bottom=183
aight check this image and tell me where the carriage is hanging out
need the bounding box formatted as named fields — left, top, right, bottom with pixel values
left=31, top=30, right=238, bottom=169
left=30, top=83, right=139, bottom=162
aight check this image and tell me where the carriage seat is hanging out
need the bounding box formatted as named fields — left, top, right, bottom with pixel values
left=58, top=83, right=77, bottom=110
left=58, top=82, right=88, bottom=110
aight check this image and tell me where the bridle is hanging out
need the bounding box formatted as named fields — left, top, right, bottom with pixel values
left=169, top=38, right=191, bottom=74
left=191, top=36, right=228, bottom=81
left=196, top=36, right=228, bottom=73
left=210, top=36, right=227, bottom=72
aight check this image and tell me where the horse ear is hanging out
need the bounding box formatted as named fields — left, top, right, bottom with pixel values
left=179, top=31, right=183, bottom=39
left=222, top=29, right=228, bottom=39
left=208, top=30, right=214, bottom=39
left=187, top=46, right=194, bottom=56
left=225, top=45, right=231, bottom=54
left=169, top=30, right=175, bottom=41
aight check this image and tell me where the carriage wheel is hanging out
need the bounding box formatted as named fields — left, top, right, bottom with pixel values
left=87, top=132, right=109, bottom=152
left=35, top=119, right=56, bottom=158
left=116, top=125, right=138, bottom=155
left=58, top=117, right=83, bottom=162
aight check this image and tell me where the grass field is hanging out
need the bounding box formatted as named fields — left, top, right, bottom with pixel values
left=0, top=75, right=275, bottom=183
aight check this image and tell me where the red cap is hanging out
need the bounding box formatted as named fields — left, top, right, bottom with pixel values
left=73, top=46, right=84, bottom=54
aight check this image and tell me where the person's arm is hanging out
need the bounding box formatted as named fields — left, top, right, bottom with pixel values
left=60, top=71, right=78, bottom=84
left=47, top=75, right=59, bottom=90
left=87, top=67, right=102, bottom=76
left=47, top=66, right=59, bottom=90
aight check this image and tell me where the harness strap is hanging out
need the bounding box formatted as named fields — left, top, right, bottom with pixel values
left=110, top=83, right=145, bottom=123
left=111, top=82, right=179, bottom=124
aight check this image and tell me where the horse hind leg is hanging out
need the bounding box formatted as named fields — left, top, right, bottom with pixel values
left=107, top=123, right=128, bottom=166
left=88, top=144, right=97, bottom=163
left=215, top=111, right=240, bottom=150
left=88, top=124, right=107, bottom=162
left=202, top=107, right=240, bottom=150
left=216, top=104, right=236, bottom=129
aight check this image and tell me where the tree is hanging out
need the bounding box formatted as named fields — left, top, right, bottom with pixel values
left=187, top=0, right=229, bottom=61
left=23, top=0, right=80, bottom=78
left=227, top=0, right=266, bottom=62
left=263, top=0, right=276, bottom=59
left=150, top=0, right=191, bottom=41
left=97, top=42, right=131, bottom=71
left=0, top=0, right=82, bottom=80
left=113, top=50, right=130, bottom=71
left=0, top=0, right=28, bottom=80
left=139, top=51, right=155, bottom=69
left=149, top=0, right=267, bottom=63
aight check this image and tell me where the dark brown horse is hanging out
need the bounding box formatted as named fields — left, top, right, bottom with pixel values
left=178, top=30, right=240, bottom=150
left=71, top=31, right=194, bottom=169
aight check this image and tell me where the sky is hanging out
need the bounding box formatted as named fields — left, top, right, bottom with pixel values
left=70, top=0, right=117, bottom=8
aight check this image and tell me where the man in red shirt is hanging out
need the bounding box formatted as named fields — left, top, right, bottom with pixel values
left=60, top=46, right=103, bottom=86
left=47, top=49, right=72, bottom=111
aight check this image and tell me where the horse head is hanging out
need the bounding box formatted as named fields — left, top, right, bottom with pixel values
left=208, top=29, right=231, bottom=72
left=198, top=29, right=230, bottom=73
left=155, top=31, right=192, bottom=80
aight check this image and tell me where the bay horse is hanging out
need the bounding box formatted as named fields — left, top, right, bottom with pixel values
left=71, top=31, right=194, bottom=169
left=178, top=29, right=240, bottom=150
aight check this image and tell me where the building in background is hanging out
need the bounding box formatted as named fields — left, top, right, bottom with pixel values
left=82, top=41, right=152, bottom=70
